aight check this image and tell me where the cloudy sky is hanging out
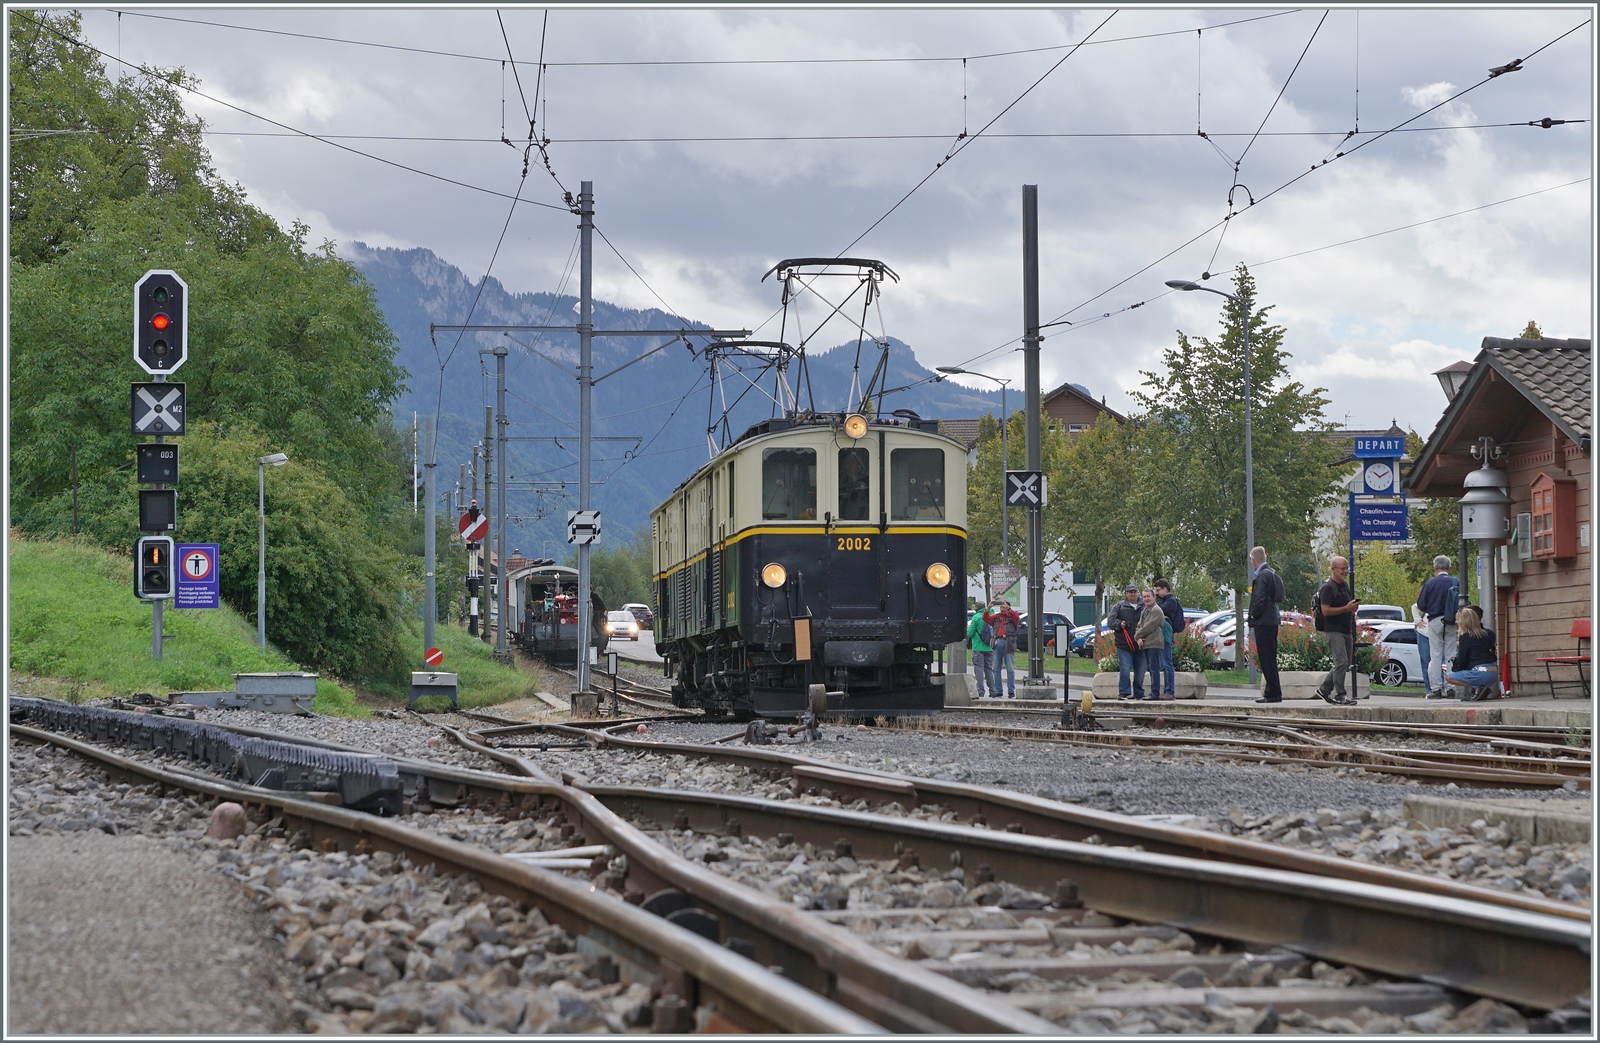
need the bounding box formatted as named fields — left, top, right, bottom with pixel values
left=74, top=6, right=1594, bottom=433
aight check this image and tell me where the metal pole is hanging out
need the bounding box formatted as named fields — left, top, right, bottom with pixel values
left=577, top=180, right=596, bottom=693
left=154, top=371, right=167, bottom=660
left=257, top=460, right=266, bottom=649
left=483, top=407, right=494, bottom=643
left=1000, top=383, right=1008, bottom=564
left=1242, top=291, right=1256, bottom=686
left=1350, top=500, right=1358, bottom=701
left=424, top=413, right=438, bottom=654
left=1022, top=184, right=1044, bottom=682
left=495, top=346, right=509, bottom=656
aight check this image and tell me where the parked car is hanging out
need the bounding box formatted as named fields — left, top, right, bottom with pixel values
left=1356, top=604, right=1407, bottom=622
left=604, top=609, right=640, bottom=641
left=1016, top=612, right=1072, bottom=650
left=1068, top=622, right=1104, bottom=657
left=622, top=602, right=654, bottom=628
left=1369, top=620, right=1424, bottom=687
left=1190, top=609, right=1235, bottom=639
left=1211, top=618, right=1241, bottom=667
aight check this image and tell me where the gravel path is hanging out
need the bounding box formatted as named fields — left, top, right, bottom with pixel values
left=7, top=744, right=298, bottom=1035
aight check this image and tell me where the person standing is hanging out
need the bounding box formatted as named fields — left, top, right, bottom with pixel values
left=1447, top=605, right=1499, bottom=701
left=966, top=609, right=995, bottom=699
left=1417, top=556, right=1460, bottom=699
left=1248, top=547, right=1286, bottom=704
left=1134, top=589, right=1166, bottom=701
left=1314, top=556, right=1360, bottom=705
left=983, top=598, right=1021, bottom=698
left=1412, top=601, right=1435, bottom=699
left=1107, top=584, right=1144, bottom=699
left=1154, top=579, right=1183, bottom=700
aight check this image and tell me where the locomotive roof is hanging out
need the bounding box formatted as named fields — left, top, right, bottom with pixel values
left=656, top=413, right=963, bottom=504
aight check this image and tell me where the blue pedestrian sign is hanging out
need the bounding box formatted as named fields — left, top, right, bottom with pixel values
left=1350, top=496, right=1409, bottom=541
left=174, top=543, right=220, bottom=608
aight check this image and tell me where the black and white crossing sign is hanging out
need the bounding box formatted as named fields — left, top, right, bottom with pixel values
left=131, top=382, right=186, bottom=435
left=567, top=510, right=602, bottom=545
left=1005, top=470, right=1047, bottom=507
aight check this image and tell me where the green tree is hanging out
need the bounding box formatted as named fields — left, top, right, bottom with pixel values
left=1521, top=320, right=1543, bottom=339
left=1131, top=264, right=1342, bottom=627
left=1051, top=416, right=1147, bottom=624
left=966, top=408, right=1072, bottom=598
left=570, top=525, right=653, bottom=608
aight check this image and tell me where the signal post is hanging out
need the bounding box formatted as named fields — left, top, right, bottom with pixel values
left=132, top=270, right=189, bottom=657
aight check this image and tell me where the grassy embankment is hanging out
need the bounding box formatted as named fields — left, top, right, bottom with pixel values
left=7, top=535, right=543, bottom=715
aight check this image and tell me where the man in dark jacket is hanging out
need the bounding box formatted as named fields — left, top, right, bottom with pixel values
left=1107, top=584, right=1144, bottom=699
left=1416, top=555, right=1459, bottom=699
left=1247, top=547, right=1286, bottom=703
left=1154, top=579, right=1183, bottom=699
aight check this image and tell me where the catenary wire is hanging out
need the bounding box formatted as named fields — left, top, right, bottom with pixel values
left=13, top=11, right=572, bottom=213
left=104, top=9, right=1301, bottom=68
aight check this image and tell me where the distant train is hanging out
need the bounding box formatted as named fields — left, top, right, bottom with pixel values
left=651, top=411, right=966, bottom=718
left=507, top=563, right=608, bottom=665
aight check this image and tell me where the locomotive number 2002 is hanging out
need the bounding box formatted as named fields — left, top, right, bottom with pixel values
left=836, top=537, right=872, bottom=551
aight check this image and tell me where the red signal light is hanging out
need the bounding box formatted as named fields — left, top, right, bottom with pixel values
left=151, top=313, right=170, bottom=331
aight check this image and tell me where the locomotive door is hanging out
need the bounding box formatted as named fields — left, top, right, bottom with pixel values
left=826, top=445, right=883, bottom=617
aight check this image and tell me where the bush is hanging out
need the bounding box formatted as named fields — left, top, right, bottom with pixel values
left=1272, top=621, right=1388, bottom=674
left=1174, top=630, right=1217, bottom=672
left=1094, top=634, right=1118, bottom=672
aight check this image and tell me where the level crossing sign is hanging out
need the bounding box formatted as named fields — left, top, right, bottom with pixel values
left=1005, top=470, right=1047, bottom=507
left=174, top=543, right=220, bottom=609
left=458, top=511, right=488, bottom=542
left=131, top=382, right=186, bottom=435
left=567, top=510, right=601, bottom=545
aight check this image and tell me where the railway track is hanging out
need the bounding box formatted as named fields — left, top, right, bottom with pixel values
left=12, top=697, right=1591, bottom=1032
left=547, top=666, right=687, bottom=717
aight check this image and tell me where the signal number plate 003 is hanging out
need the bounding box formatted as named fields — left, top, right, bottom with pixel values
left=836, top=537, right=872, bottom=551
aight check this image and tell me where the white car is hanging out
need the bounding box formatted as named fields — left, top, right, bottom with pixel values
left=1369, top=620, right=1424, bottom=687
left=1211, top=618, right=1241, bottom=667
left=1190, top=609, right=1235, bottom=640
left=1355, top=604, right=1407, bottom=622
left=604, top=610, right=640, bottom=641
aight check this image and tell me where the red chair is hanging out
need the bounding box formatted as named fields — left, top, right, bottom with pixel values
left=1536, top=619, right=1591, bottom=698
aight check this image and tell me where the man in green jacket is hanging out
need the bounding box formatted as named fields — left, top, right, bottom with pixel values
left=966, top=609, right=995, bottom=699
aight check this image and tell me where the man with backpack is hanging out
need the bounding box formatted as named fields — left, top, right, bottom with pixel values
left=1417, top=556, right=1460, bottom=699
left=1154, top=579, right=1183, bottom=699
left=965, top=608, right=996, bottom=699
left=1107, top=584, right=1144, bottom=700
left=1247, top=547, right=1286, bottom=703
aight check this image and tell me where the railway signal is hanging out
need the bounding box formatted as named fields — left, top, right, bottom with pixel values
left=135, top=443, right=178, bottom=485
left=135, top=536, right=175, bottom=599
left=133, top=270, right=188, bottom=374
left=131, top=382, right=186, bottom=434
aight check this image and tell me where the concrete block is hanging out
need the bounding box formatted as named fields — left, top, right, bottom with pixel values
left=234, top=672, right=317, bottom=697
left=1015, top=683, right=1060, bottom=702
left=1173, top=672, right=1207, bottom=699
left=1403, top=794, right=1590, bottom=846
left=941, top=673, right=974, bottom=707
left=571, top=692, right=598, bottom=717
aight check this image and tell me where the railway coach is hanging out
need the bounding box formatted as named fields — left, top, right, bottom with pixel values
left=652, top=410, right=966, bottom=718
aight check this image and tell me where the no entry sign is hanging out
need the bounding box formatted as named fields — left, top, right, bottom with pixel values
left=174, top=543, right=220, bottom=609
left=424, top=647, right=444, bottom=667
left=459, top=512, right=488, bottom=542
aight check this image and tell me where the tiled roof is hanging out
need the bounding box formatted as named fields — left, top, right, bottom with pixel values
left=1483, top=337, right=1591, bottom=439
left=939, top=418, right=983, bottom=449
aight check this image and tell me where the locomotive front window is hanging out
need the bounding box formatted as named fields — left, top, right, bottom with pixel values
left=762, top=447, right=816, bottom=520
left=838, top=448, right=871, bottom=520
left=890, top=448, right=945, bottom=520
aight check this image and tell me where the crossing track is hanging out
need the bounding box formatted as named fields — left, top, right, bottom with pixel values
left=13, top=700, right=1591, bottom=1026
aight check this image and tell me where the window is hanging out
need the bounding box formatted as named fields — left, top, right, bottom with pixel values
left=1068, top=424, right=1089, bottom=434
left=1530, top=473, right=1578, bottom=559
left=727, top=461, right=735, bottom=517
left=890, top=447, right=945, bottom=520
left=761, top=447, right=816, bottom=520
left=1386, top=627, right=1417, bottom=645
left=838, top=448, right=870, bottom=520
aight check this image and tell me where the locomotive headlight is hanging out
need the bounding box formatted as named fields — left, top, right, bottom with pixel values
left=925, top=562, right=952, bottom=588
left=761, top=562, right=787, bottom=588
left=844, top=413, right=868, bottom=439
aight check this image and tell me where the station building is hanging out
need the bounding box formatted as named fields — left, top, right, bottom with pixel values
left=1407, top=336, right=1591, bottom=698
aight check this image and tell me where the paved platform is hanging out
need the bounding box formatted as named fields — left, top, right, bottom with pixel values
left=960, top=680, right=1591, bottom=728
left=613, top=633, right=664, bottom=665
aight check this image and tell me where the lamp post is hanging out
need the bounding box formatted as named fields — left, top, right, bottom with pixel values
left=1166, top=278, right=1255, bottom=684
left=257, top=452, right=288, bottom=648
left=937, top=366, right=1013, bottom=566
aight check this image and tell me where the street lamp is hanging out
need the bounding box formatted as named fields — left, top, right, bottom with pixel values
left=1165, top=278, right=1256, bottom=684
left=937, top=366, right=1013, bottom=564
left=257, top=452, right=288, bottom=648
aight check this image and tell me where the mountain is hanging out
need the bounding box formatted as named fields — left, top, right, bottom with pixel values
left=345, top=243, right=1006, bottom=554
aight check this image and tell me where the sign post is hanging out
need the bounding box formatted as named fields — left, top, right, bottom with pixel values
left=174, top=543, right=220, bottom=609
left=133, top=270, right=189, bottom=658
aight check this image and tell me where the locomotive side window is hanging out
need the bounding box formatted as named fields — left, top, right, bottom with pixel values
left=890, top=448, right=945, bottom=520
left=762, top=447, right=816, bottom=520
left=838, top=448, right=871, bottom=520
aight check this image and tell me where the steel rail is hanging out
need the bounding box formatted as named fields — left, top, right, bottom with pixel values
left=585, top=785, right=1591, bottom=1011
left=12, top=719, right=1052, bottom=1033
left=891, top=717, right=1589, bottom=789
left=576, top=730, right=1591, bottom=922
left=6, top=723, right=880, bottom=1035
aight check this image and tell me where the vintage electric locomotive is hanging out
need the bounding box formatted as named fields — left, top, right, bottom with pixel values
left=651, top=411, right=966, bottom=718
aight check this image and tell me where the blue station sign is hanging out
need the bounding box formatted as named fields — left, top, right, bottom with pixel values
left=1350, top=496, right=1409, bottom=541
left=1353, top=435, right=1406, bottom=459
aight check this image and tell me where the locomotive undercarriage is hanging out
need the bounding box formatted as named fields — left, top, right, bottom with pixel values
left=665, top=625, right=943, bottom=721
